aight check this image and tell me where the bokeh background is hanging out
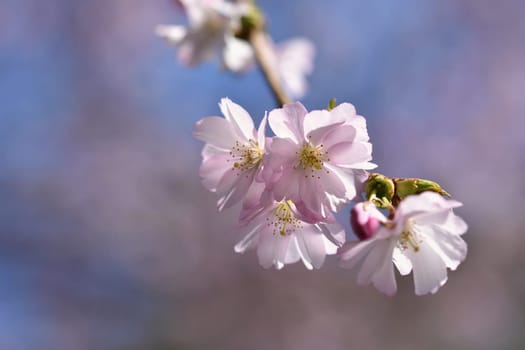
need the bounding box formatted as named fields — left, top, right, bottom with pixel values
left=1, top=0, right=524, bottom=349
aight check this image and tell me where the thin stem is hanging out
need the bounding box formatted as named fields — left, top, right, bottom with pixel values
left=248, top=29, right=291, bottom=107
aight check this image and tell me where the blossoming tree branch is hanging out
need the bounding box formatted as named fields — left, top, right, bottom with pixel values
left=157, top=0, right=468, bottom=296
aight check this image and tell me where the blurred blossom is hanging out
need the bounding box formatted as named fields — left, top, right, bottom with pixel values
left=270, top=36, right=315, bottom=98
left=156, top=0, right=253, bottom=71
left=156, top=0, right=316, bottom=98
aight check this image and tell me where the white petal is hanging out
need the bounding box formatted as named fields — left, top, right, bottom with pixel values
left=219, top=98, right=255, bottom=142
left=393, top=247, right=412, bottom=276
left=371, top=241, right=398, bottom=296
left=299, top=178, right=325, bottom=218
left=199, top=147, right=231, bottom=191
left=193, top=116, right=235, bottom=149
left=405, top=243, right=448, bottom=295
left=330, top=103, right=357, bottom=122
left=156, top=25, right=187, bottom=44
left=398, top=191, right=462, bottom=218
left=222, top=36, right=254, bottom=72
left=234, top=223, right=262, bottom=253
left=327, top=142, right=373, bottom=167
left=268, top=102, right=308, bottom=143
left=257, top=231, right=280, bottom=269
left=310, top=124, right=356, bottom=150
left=272, top=169, right=301, bottom=203
left=268, top=137, right=297, bottom=163
left=274, top=38, right=315, bottom=98
left=284, top=237, right=302, bottom=266
left=317, top=222, right=346, bottom=249
left=443, top=212, right=468, bottom=235
left=176, top=29, right=221, bottom=66
left=298, top=227, right=329, bottom=269
left=338, top=238, right=378, bottom=269
left=216, top=168, right=255, bottom=210
left=323, top=164, right=358, bottom=201
left=418, top=224, right=467, bottom=270
left=357, top=239, right=394, bottom=286
left=303, top=110, right=341, bottom=138
left=257, top=114, right=268, bottom=148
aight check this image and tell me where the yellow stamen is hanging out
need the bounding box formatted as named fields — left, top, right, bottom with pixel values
left=398, top=219, right=422, bottom=252
left=295, top=142, right=329, bottom=173
left=229, top=139, right=263, bottom=173
left=269, top=200, right=302, bottom=236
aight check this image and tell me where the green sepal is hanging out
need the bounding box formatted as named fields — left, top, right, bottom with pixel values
left=236, top=3, right=265, bottom=40
left=365, top=173, right=395, bottom=208
left=394, top=178, right=451, bottom=200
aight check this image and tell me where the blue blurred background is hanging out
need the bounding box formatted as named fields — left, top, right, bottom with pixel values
left=1, top=0, right=524, bottom=349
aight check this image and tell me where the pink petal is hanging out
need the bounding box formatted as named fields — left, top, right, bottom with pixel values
left=199, top=150, right=232, bottom=191
left=193, top=116, right=235, bottom=149
left=219, top=98, right=255, bottom=141
left=268, top=102, right=308, bottom=143
left=327, top=142, right=373, bottom=167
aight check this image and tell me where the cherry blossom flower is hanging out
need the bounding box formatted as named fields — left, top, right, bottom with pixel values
left=339, top=192, right=468, bottom=296
left=264, top=102, right=376, bottom=222
left=156, top=0, right=253, bottom=72
left=193, top=98, right=267, bottom=210
left=234, top=189, right=345, bottom=270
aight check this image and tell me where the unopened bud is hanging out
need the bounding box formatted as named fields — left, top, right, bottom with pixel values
left=394, top=178, right=450, bottom=200
left=365, top=173, right=395, bottom=208
left=236, top=3, right=265, bottom=40
left=350, top=202, right=382, bottom=241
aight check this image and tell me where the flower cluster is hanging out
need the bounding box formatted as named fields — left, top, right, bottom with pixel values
left=163, top=1, right=470, bottom=296
left=194, top=98, right=375, bottom=269
left=193, top=98, right=469, bottom=295
left=156, top=0, right=315, bottom=98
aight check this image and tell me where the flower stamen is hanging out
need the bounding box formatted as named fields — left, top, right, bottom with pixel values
left=230, top=139, right=263, bottom=173
left=398, top=219, right=422, bottom=252
left=295, top=142, right=329, bottom=172
left=271, top=200, right=302, bottom=236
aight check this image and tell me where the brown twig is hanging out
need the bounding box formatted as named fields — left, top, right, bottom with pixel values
left=248, top=29, right=291, bottom=107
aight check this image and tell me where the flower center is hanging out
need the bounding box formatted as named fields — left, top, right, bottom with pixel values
left=230, top=139, right=263, bottom=173
left=398, top=219, right=422, bottom=252
left=295, top=142, right=329, bottom=173
left=268, top=200, right=302, bottom=236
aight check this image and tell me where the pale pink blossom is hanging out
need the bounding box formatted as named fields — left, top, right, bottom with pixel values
left=339, top=192, right=468, bottom=296
left=265, top=102, right=376, bottom=222
left=156, top=0, right=253, bottom=72
left=234, top=192, right=345, bottom=270
left=193, top=98, right=267, bottom=210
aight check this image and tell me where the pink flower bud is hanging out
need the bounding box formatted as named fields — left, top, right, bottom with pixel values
left=350, top=202, right=381, bottom=241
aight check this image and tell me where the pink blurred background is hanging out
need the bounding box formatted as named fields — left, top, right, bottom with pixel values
left=0, top=0, right=524, bottom=349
